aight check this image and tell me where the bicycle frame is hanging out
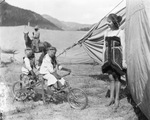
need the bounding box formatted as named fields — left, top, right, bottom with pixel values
left=15, top=73, right=71, bottom=102
left=26, top=78, right=43, bottom=89
left=13, top=72, right=88, bottom=109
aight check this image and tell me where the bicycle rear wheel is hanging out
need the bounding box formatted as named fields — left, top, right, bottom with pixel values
left=67, top=88, right=88, bottom=110
left=12, top=81, right=27, bottom=101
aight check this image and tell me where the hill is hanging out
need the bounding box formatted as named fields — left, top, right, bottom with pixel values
left=0, top=2, right=62, bottom=30
left=43, top=14, right=92, bottom=31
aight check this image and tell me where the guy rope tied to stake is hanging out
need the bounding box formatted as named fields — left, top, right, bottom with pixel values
left=57, top=43, right=78, bottom=57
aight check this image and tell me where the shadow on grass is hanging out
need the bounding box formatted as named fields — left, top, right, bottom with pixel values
left=77, top=73, right=148, bottom=119
left=89, top=74, right=109, bottom=82
left=78, top=73, right=128, bottom=100
left=105, top=87, right=129, bottom=100
left=127, top=93, right=148, bottom=120
left=31, top=91, right=67, bottom=105
left=84, top=73, right=128, bottom=101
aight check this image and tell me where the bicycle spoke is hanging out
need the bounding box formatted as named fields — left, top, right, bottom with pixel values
left=67, top=88, right=88, bottom=110
left=12, top=81, right=27, bottom=101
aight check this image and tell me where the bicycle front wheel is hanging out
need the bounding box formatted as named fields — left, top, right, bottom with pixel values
left=12, top=81, right=27, bottom=101
left=67, top=88, right=88, bottom=110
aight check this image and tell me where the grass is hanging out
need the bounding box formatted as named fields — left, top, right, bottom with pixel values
left=0, top=61, right=143, bottom=120
left=0, top=26, right=147, bottom=120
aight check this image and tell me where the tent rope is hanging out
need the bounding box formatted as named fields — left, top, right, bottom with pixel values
left=57, top=43, right=77, bottom=57
left=57, top=0, right=125, bottom=58
left=78, top=0, right=125, bottom=43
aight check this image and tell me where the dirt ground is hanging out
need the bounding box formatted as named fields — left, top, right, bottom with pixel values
left=0, top=62, right=145, bottom=120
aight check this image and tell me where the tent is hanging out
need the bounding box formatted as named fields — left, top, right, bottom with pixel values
left=58, top=1, right=126, bottom=64
left=58, top=0, right=150, bottom=119
left=78, top=7, right=126, bottom=64
left=125, top=0, right=150, bottom=119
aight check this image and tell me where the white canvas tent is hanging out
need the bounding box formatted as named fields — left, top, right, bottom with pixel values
left=125, top=0, right=150, bottom=119
left=58, top=0, right=150, bottom=119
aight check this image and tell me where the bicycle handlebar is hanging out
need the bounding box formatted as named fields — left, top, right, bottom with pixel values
left=61, top=71, right=71, bottom=78
left=35, top=69, right=71, bottom=81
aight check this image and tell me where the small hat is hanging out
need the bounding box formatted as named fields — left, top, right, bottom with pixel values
left=108, top=14, right=122, bottom=24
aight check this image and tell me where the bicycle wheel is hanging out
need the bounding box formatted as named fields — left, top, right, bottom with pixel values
left=67, top=88, right=88, bottom=110
left=12, top=81, right=27, bottom=101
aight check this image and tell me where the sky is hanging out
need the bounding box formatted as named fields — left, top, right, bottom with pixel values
left=5, top=0, right=125, bottom=24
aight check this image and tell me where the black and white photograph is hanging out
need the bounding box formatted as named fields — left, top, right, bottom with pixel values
left=0, top=0, right=150, bottom=119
